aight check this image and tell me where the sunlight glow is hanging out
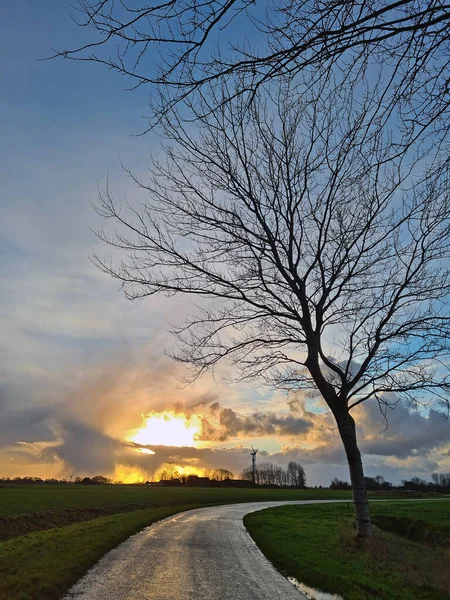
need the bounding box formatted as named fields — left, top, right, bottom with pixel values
left=127, top=411, right=201, bottom=447
left=155, top=463, right=205, bottom=480
left=114, top=464, right=148, bottom=484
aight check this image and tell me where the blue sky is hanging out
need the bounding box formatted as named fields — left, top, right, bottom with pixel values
left=1, top=2, right=449, bottom=485
left=1, top=1, right=155, bottom=366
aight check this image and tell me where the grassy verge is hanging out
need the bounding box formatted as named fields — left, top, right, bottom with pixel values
left=244, top=502, right=450, bottom=600
left=369, top=500, right=450, bottom=547
left=0, top=504, right=201, bottom=600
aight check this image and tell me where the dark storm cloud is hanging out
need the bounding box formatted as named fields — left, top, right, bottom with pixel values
left=53, top=418, right=120, bottom=475
left=271, top=396, right=450, bottom=474
left=357, top=400, right=450, bottom=459
left=197, top=403, right=312, bottom=441
left=0, top=390, right=57, bottom=448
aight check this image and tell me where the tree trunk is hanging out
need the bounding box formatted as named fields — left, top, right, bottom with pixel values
left=335, top=410, right=372, bottom=538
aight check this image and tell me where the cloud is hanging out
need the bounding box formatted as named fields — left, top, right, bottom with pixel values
left=0, top=390, right=57, bottom=448
left=121, top=442, right=254, bottom=474
left=53, top=418, right=120, bottom=474
left=1, top=343, right=449, bottom=486
left=196, top=403, right=312, bottom=442
left=356, top=400, right=450, bottom=459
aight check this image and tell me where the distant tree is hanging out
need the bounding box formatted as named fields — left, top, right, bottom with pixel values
left=330, top=478, right=352, bottom=491
left=431, top=473, right=440, bottom=486
left=158, top=463, right=181, bottom=481
left=210, top=468, right=234, bottom=481
left=431, top=472, right=450, bottom=490
left=287, top=462, right=307, bottom=489
left=92, top=475, right=112, bottom=484
left=364, top=476, right=392, bottom=491
left=241, top=467, right=254, bottom=483
left=402, top=477, right=429, bottom=492
left=241, top=461, right=306, bottom=488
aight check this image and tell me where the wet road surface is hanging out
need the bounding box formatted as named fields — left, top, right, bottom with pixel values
left=62, top=500, right=331, bottom=600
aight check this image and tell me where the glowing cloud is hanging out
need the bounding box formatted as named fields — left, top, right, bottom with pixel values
left=136, top=448, right=155, bottom=455
left=126, top=412, right=201, bottom=447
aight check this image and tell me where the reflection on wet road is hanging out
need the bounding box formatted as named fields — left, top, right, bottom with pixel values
left=64, top=500, right=343, bottom=600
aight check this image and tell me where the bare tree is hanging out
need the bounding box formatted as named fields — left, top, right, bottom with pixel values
left=241, top=461, right=305, bottom=487
left=158, top=462, right=181, bottom=480
left=209, top=468, right=234, bottom=481
left=93, top=72, right=450, bottom=537
left=55, top=1, right=450, bottom=143
left=287, top=462, right=307, bottom=489
left=431, top=472, right=450, bottom=490
left=241, top=467, right=254, bottom=483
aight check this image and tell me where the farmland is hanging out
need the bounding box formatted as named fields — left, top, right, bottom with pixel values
left=0, top=484, right=352, bottom=518
left=0, top=485, right=353, bottom=541
left=245, top=500, right=450, bottom=600
left=0, top=484, right=351, bottom=600
left=1, top=485, right=447, bottom=600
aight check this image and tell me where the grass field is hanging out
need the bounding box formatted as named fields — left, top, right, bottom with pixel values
left=0, top=484, right=353, bottom=518
left=0, top=485, right=353, bottom=541
left=1, top=485, right=446, bottom=600
left=0, top=485, right=352, bottom=600
left=245, top=500, right=450, bottom=600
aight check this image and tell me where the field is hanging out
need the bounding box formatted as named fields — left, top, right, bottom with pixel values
left=245, top=500, right=450, bottom=600
left=1, top=485, right=447, bottom=600
left=0, top=484, right=351, bottom=600
left=0, top=485, right=353, bottom=541
left=0, top=484, right=353, bottom=518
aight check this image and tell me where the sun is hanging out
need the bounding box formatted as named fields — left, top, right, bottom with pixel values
left=127, top=411, right=201, bottom=447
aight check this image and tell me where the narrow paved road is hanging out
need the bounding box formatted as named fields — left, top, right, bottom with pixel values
left=64, top=500, right=336, bottom=600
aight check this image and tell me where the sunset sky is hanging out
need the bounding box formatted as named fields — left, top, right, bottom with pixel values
left=1, top=2, right=449, bottom=486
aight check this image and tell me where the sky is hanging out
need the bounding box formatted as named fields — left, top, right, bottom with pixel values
left=1, top=1, right=449, bottom=486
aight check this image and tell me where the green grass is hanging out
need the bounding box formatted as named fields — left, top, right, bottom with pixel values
left=370, top=499, right=450, bottom=527
left=0, top=485, right=353, bottom=540
left=0, top=486, right=352, bottom=600
left=370, top=500, right=450, bottom=547
left=0, top=484, right=353, bottom=517
left=2, top=486, right=437, bottom=600
left=0, top=504, right=199, bottom=600
left=244, top=501, right=450, bottom=600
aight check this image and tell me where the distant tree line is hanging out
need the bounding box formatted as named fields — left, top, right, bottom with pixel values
left=3, top=471, right=450, bottom=492
left=204, top=468, right=235, bottom=482
left=402, top=473, right=450, bottom=494
left=330, top=475, right=392, bottom=491
left=73, top=475, right=113, bottom=485
left=0, top=475, right=112, bottom=485
left=241, top=461, right=307, bottom=488
left=157, top=465, right=234, bottom=483
left=330, top=473, right=450, bottom=494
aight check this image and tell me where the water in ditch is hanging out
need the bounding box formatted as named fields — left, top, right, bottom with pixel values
left=288, top=576, right=344, bottom=600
